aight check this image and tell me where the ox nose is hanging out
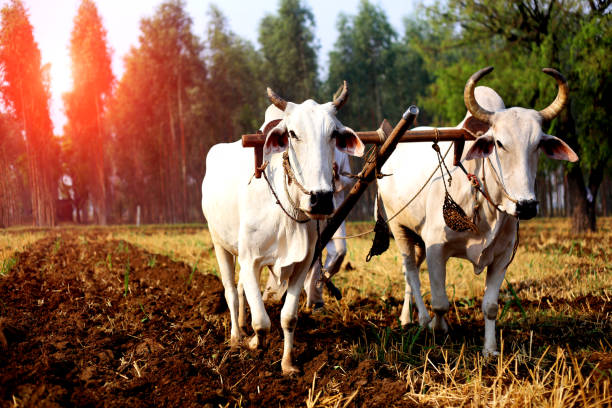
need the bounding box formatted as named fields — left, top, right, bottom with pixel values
left=310, top=191, right=334, bottom=215
left=516, top=199, right=539, bottom=220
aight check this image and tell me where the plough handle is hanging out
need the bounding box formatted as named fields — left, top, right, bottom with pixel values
left=310, top=106, right=420, bottom=268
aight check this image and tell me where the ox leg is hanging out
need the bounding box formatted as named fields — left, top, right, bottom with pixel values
left=481, top=259, right=507, bottom=358
left=389, top=223, right=429, bottom=326
left=238, top=265, right=266, bottom=336
left=240, top=263, right=271, bottom=350
left=426, top=245, right=450, bottom=333
left=400, top=244, right=429, bottom=327
left=237, top=281, right=247, bottom=336
left=212, top=243, right=241, bottom=346
left=280, top=264, right=309, bottom=375
left=304, top=262, right=323, bottom=308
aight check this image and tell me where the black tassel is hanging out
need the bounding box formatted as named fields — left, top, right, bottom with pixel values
left=366, top=215, right=390, bottom=262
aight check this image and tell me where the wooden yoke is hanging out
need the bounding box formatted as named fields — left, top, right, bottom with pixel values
left=242, top=125, right=475, bottom=178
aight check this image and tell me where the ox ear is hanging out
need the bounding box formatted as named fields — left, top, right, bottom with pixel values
left=334, top=127, right=365, bottom=157
left=263, top=123, right=289, bottom=155
left=539, top=134, right=579, bottom=162
left=463, top=116, right=490, bottom=137
left=465, top=135, right=495, bottom=160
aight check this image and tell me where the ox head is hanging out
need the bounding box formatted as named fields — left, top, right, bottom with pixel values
left=462, top=67, right=579, bottom=220
left=263, top=82, right=365, bottom=219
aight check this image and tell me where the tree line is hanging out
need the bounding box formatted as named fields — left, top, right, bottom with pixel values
left=0, top=0, right=609, bottom=232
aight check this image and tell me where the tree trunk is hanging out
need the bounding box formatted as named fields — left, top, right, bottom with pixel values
left=94, top=97, right=107, bottom=225
left=177, top=71, right=187, bottom=222
left=586, top=164, right=604, bottom=230
left=554, top=98, right=595, bottom=233
left=167, top=96, right=178, bottom=223
left=567, top=165, right=591, bottom=232
left=546, top=171, right=553, bottom=217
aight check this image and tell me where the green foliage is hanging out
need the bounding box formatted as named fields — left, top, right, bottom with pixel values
left=1, top=257, right=17, bottom=276
left=326, top=0, right=432, bottom=130
left=147, top=254, right=156, bottom=268
left=258, top=0, right=319, bottom=101
left=205, top=6, right=266, bottom=141
left=566, top=14, right=612, bottom=172
left=419, top=1, right=611, bottom=166
left=52, top=237, right=61, bottom=255
left=186, top=261, right=197, bottom=286
left=416, top=0, right=611, bottom=230
left=124, top=257, right=130, bottom=297
left=139, top=302, right=150, bottom=323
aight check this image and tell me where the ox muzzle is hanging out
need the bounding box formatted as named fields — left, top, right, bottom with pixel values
left=516, top=199, right=539, bottom=220
left=309, top=191, right=334, bottom=216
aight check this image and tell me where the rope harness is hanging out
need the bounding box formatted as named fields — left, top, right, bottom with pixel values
left=255, top=141, right=316, bottom=224
left=254, top=125, right=520, bottom=278
left=348, top=131, right=520, bottom=268
left=335, top=142, right=454, bottom=242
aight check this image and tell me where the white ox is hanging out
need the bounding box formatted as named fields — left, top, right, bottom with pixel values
left=377, top=67, right=578, bottom=357
left=201, top=84, right=364, bottom=374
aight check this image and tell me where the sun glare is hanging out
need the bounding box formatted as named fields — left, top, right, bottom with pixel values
left=48, top=54, right=72, bottom=133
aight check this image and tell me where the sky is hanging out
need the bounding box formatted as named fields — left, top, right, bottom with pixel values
left=2, top=0, right=425, bottom=133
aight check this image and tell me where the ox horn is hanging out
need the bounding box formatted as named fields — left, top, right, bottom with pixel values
left=332, top=80, right=349, bottom=110
left=539, top=68, right=569, bottom=122
left=267, top=87, right=287, bottom=111
left=464, top=66, right=495, bottom=124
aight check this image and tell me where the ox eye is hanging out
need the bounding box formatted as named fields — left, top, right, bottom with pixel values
left=289, top=130, right=299, bottom=140
left=496, top=140, right=506, bottom=150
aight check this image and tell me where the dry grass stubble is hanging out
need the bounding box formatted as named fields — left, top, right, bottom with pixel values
left=111, top=217, right=611, bottom=406
left=2, top=218, right=609, bottom=406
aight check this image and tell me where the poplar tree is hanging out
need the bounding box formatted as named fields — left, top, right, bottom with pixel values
left=110, top=0, right=206, bottom=223
left=63, top=0, right=114, bottom=224
left=325, top=0, right=431, bottom=130
left=259, top=0, right=319, bottom=101
left=0, top=113, right=30, bottom=226
left=0, top=0, right=57, bottom=226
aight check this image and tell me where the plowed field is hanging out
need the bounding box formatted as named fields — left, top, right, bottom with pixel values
left=0, top=223, right=610, bottom=407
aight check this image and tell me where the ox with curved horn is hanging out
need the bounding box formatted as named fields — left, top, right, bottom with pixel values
left=464, top=66, right=569, bottom=123
left=267, top=81, right=349, bottom=112
left=203, top=82, right=364, bottom=375
left=377, top=66, right=579, bottom=361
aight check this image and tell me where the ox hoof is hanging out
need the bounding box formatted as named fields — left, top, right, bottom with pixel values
left=230, top=335, right=242, bottom=349
left=281, top=360, right=300, bottom=376
left=248, top=331, right=267, bottom=351
left=399, top=311, right=413, bottom=326
left=428, top=316, right=449, bottom=333
left=482, top=348, right=499, bottom=360
left=418, top=314, right=432, bottom=327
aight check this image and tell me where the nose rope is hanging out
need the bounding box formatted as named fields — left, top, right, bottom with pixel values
left=485, top=154, right=519, bottom=204
left=282, top=151, right=313, bottom=196
left=259, top=160, right=311, bottom=224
